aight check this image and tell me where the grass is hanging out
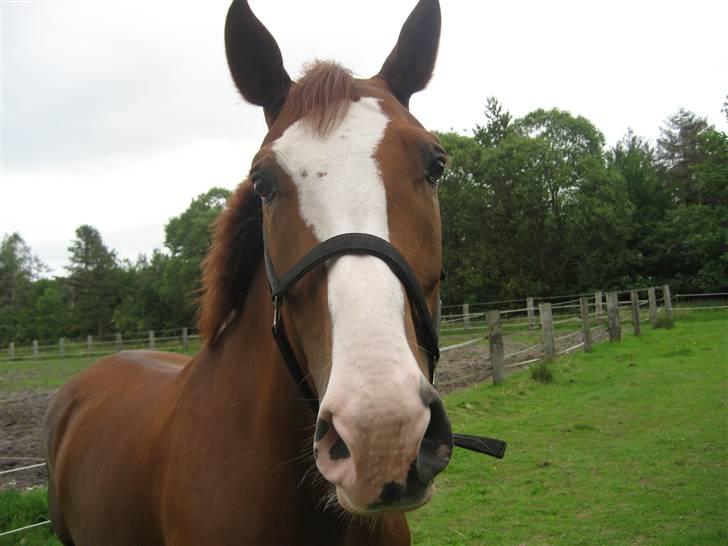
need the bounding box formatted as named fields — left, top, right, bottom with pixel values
left=409, top=310, right=727, bottom=545
left=0, top=489, right=52, bottom=545
left=1, top=311, right=725, bottom=545
left=1, top=356, right=100, bottom=393
left=0, top=343, right=201, bottom=394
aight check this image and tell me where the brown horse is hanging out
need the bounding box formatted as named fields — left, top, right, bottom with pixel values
left=45, top=1, right=453, bottom=544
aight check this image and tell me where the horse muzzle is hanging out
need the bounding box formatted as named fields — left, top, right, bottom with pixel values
left=313, top=382, right=453, bottom=513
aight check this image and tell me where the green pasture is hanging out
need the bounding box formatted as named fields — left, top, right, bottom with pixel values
left=1, top=310, right=726, bottom=545
left=410, top=310, right=727, bottom=545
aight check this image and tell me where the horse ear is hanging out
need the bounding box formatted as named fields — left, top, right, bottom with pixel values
left=377, top=0, right=441, bottom=108
left=225, top=0, right=292, bottom=126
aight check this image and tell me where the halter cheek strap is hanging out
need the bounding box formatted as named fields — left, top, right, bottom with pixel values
left=264, top=232, right=507, bottom=459
left=266, top=232, right=440, bottom=379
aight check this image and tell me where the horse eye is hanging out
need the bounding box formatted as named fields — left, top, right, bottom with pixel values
left=427, top=154, right=447, bottom=185
left=252, top=174, right=277, bottom=202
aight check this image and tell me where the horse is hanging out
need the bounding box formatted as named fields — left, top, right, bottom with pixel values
left=45, top=1, right=455, bottom=544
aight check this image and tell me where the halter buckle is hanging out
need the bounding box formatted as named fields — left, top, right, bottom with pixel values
left=272, top=295, right=282, bottom=336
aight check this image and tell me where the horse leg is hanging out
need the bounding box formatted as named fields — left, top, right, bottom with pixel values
left=47, top=473, right=74, bottom=546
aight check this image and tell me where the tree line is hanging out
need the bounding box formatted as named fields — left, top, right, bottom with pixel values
left=1, top=102, right=726, bottom=345
left=437, top=99, right=727, bottom=304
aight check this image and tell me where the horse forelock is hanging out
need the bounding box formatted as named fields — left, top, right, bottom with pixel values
left=199, top=62, right=357, bottom=344
left=282, top=61, right=354, bottom=137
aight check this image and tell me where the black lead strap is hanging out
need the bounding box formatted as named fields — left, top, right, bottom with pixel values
left=264, top=232, right=507, bottom=460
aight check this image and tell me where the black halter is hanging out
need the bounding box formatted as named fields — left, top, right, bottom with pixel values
left=264, top=232, right=506, bottom=459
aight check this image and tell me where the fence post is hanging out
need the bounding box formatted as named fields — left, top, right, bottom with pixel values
left=595, top=290, right=603, bottom=319
left=579, top=297, right=592, bottom=352
left=527, top=297, right=536, bottom=330
left=648, top=287, right=658, bottom=328
left=115, top=332, right=122, bottom=351
left=148, top=330, right=155, bottom=350
left=487, top=310, right=505, bottom=384
left=32, top=340, right=39, bottom=359
left=539, top=302, right=555, bottom=360
left=182, top=327, right=189, bottom=351
left=630, top=290, right=641, bottom=336
left=663, top=285, right=673, bottom=321
left=462, top=303, right=471, bottom=331
left=9, top=342, right=14, bottom=359
left=606, top=291, right=621, bottom=342
left=59, top=337, right=65, bottom=357
left=87, top=335, right=93, bottom=354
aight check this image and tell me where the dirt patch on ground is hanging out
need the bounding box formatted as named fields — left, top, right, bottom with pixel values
left=0, top=326, right=607, bottom=490
left=437, top=326, right=607, bottom=393
left=1, top=391, right=55, bottom=489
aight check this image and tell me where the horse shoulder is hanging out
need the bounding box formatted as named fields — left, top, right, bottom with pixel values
left=44, top=350, right=190, bottom=545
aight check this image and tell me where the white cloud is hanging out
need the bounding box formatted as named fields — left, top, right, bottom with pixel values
left=2, top=0, right=726, bottom=275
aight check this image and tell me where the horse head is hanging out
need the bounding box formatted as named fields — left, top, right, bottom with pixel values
left=222, top=0, right=451, bottom=514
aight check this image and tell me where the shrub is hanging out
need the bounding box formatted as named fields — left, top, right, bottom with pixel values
left=654, top=314, right=674, bottom=329
left=531, top=362, right=554, bottom=383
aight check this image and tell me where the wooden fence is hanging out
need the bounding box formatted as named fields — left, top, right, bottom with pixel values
left=438, top=284, right=718, bottom=385
left=2, top=327, right=200, bottom=362
left=2, top=285, right=726, bottom=363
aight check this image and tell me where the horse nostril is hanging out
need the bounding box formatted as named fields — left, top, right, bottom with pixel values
left=313, top=414, right=354, bottom=486
left=415, top=396, right=453, bottom=484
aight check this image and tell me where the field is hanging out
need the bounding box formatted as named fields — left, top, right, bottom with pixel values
left=1, top=311, right=726, bottom=544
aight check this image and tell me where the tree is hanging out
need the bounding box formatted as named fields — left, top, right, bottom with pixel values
left=165, top=187, right=231, bottom=260
left=657, top=109, right=710, bottom=204
left=474, top=97, right=513, bottom=148
left=692, top=127, right=728, bottom=207
left=65, top=225, right=121, bottom=337
left=437, top=104, right=634, bottom=304
left=0, top=233, right=46, bottom=343
left=18, top=279, right=70, bottom=342
left=161, top=187, right=232, bottom=327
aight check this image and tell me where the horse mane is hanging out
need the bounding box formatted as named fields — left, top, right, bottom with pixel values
left=198, top=182, right=262, bottom=343
left=198, top=62, right=354, bottom=343
left=282, top=60, right=354, bottom=136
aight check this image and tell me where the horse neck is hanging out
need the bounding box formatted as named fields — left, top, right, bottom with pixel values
left=204, top=259, right=314, bottom=436
left=190, top=260, right=409, bottom=544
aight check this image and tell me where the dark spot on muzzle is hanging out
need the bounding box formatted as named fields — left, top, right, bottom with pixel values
left=368, top=396, right=454, bottom=511
left=416, top=395, right=453, bottom=484
left=329, top=437, right=350, bottom=460
left=314, top=419, right=329, bottom=442
left=379, top=482, right=404, bottom=505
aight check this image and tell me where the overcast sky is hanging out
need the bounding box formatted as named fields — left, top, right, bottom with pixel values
left=2, top=0, right=726, bottom=276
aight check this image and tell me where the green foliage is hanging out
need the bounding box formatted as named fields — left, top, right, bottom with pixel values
left=164, top=187, right=230, bottom=260
left=438, top=105, right=634, bottom=303
left=64, top=225, right=122, bottom=338
left=115, top=187, right=234, bottom=330
left=657, top=109, right=711, bottom=205
left=437, top=102, right=727, bottom=304
left=530, top=361, right=554, bottom=383
left=0, top=233, right=47, bottom=345
left=0, top=488, right=54, bottom=546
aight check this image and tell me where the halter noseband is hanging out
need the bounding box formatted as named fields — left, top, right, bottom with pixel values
left=264, top=232, right=507, bottom=459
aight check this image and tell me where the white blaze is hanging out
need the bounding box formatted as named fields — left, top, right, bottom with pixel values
left=272, top=97, right=421, bottom=402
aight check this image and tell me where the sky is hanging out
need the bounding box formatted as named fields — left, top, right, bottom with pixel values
left=2, top=0, right=726, bottom=276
